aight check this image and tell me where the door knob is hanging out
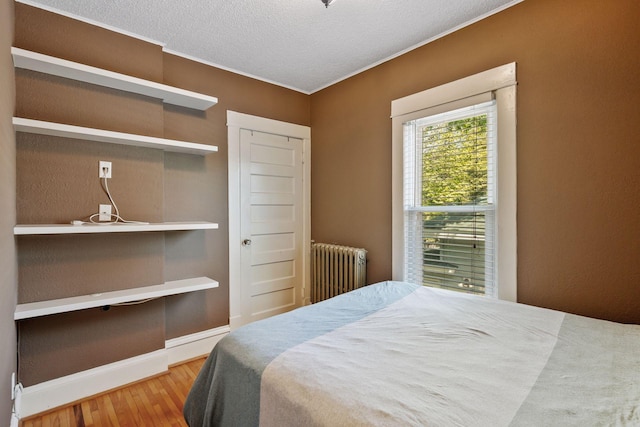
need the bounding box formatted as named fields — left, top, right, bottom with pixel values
left=242, top=239, right=252, bottom=246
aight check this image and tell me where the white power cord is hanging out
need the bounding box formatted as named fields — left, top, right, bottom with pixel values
left=101, top=175, right=120, bottom=219
left=72, top=174, right=148, bottom=225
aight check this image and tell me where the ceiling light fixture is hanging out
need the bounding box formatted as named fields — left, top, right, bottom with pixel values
left=321, top=0, right=336, bottom=7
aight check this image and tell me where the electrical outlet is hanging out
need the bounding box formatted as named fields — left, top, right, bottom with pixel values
left=99, top=160, right=112, bottom=179
left=99, top=204, right=112, bottom=222
left=9, top=372, right=20, bottom=427
left=13, top=382, right=22, bottom=420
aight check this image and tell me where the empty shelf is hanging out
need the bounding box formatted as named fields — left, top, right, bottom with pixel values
left=13, top=117, right=218, bottom=155
left=15, top=277, right=219, bottom=320
left=12, top=47, right=218, bottom=110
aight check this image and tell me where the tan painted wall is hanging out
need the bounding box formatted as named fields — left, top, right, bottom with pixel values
left=310, top=0, right=640, bottom=324
left=10, top=0, right=640, bottom=390
left=14, top=3, right=309, bottom=386
left=0, top=0, right=16, bottom=418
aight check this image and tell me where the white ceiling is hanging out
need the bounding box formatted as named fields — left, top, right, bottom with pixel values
left=21, top=0, right=521, bottom=94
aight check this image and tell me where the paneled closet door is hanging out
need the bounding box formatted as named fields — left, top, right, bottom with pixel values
left=238, top=129, right=304, bottom=325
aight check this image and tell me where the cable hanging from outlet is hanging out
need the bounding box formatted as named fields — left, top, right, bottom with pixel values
left=101, top=175, right=120, bottom=219
left=91, top=176, right=148, bottom=224
left=100, top=297, right=159, bottom=311
left=72, top=164, right=149, bottom=225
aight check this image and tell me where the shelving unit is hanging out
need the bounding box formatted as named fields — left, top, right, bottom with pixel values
left=14, top=277, right=219, bottom=320
left=13, top=46, right=221, bottom=322
left=12, top=47, right=218, bottom=110
left=13, top=117, right=218, bottom=155
left=14, top=221, right=219, bottom=235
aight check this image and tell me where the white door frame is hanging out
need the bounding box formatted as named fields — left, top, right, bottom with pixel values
left=227, top=111, right=311, bottom=330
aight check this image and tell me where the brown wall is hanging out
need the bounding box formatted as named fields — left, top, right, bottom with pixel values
left=10, top=0, right=640, bottom=391
left=0, top=0, right=16, bottom=418
left=311, top=0, right=640, bottom=324
left=14, top=3, right=309, bottom=386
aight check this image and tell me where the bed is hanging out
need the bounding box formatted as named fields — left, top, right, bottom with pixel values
left=184, top=281, right=640, bottom=426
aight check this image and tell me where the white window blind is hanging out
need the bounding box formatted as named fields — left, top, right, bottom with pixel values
left=403, top=100, right=497, bottom=297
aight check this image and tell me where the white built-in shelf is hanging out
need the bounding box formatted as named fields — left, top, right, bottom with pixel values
left=12, top=47, right=218, bottom=110
left=14, top=221, right=219, bottom=236
left=13, top=117, right=218, bottom=155
left=14, top=276, right=219, bottom=320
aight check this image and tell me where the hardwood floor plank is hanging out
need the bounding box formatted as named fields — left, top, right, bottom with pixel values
left=90, top=398, right=104, bottom=427
left=102, top=395, right=119, bottom=426
left=152, top=378, right=181, bottom=416
left=162, top=375, right=185, bottom=404
left=139, top=381, right=166, bottom=422
left=20, top=357, right=206, bottom=426
left=130, top=382, right=161, bottom=426
left=171, top=365, right=195, bottom=397
left=72, top=404, right=84, bottom=427
left=80, top=401, right=94, bottom=426
left=121, top=387, right=143, bottom=425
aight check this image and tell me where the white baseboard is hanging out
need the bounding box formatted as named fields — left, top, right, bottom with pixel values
left=20, top=349, right=167, bottom=418
left=229, top=315, right=243, bottom=331
left=20, top=325, right=229, bottom=419
left=165, top=325, right=230, bottom=365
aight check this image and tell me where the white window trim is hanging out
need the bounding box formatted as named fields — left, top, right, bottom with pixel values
left=391, top=63, right=517, bottom=301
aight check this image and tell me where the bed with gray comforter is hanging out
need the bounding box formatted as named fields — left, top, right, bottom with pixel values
left=184, top=281, right=640, bottom=426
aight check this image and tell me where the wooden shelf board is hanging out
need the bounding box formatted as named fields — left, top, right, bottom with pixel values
left=13, top=117, right=218, bottom=155
left=14, top=222, right=219, bottom=235
left=15, top=277, right=219, bottom=320
left=12, top=47, right=218, bottom=110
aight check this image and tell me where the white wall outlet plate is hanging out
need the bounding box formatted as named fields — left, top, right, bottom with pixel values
left=99, top=204, right=112, bottom=222
left=12, top=381, right=22, bottom=424
left=11, top=372, right=15, bottom=400
left=99, top=160, right=112, bottom=178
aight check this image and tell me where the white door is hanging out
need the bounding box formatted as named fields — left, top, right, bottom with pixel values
left=228, top=112, right=310, bottom=329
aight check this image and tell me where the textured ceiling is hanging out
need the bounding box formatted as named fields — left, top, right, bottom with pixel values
left=20, top=0, right=521, bottom=93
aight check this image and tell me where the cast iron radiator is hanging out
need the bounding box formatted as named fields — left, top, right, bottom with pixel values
left=311, top=243, right=367, bottom=303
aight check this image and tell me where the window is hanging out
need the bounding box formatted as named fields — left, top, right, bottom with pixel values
left=404, top=102, right=496, bottom=296
left=391, top=64, right=517, bottom=301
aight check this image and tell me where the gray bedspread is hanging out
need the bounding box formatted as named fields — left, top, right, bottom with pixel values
left=184, top=281, right=640, bottom=426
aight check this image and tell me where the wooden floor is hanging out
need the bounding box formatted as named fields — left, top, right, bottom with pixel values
left=21, top=357, right=206, bottom=427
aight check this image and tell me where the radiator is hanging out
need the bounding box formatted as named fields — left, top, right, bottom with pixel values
left=311, top=243, right=367, bottom=303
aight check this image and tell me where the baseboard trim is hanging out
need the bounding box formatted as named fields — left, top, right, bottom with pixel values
left=20, top=325, right=229, bottom=419
left=229, top=315, right=241, bottom=331
left=20, top=349, right=167, bottom=418
left=165, top=325, right=230, bottom=365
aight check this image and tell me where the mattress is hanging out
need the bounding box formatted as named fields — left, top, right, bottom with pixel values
left=184, top=281, right=640, bottom=426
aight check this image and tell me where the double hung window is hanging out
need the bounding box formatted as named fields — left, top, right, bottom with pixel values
left=391, top=64, right=517, bottom=300
left=404, top=101, right=496, bottom=296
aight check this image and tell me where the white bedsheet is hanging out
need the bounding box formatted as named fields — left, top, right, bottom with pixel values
left=260, top=284, right=640, bottom=426
left=184, top=281, right=640, bottom=426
